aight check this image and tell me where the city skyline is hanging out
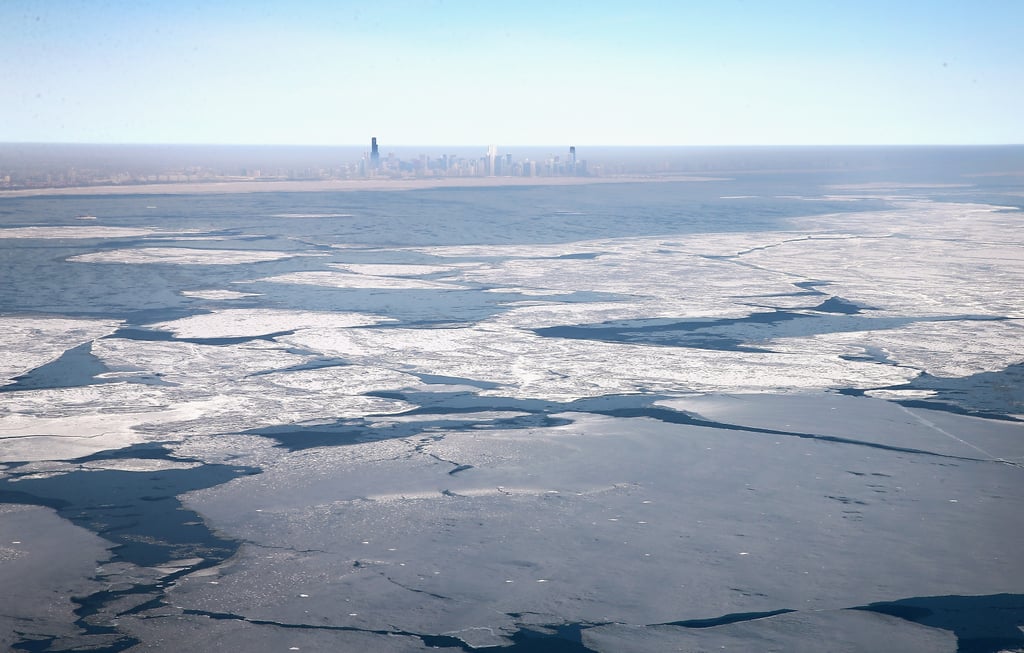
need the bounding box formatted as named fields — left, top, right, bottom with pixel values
left=0, top=139, right=596, bottom=190
left=4, top=141, right=1021, bottom=193
left=2, top=0, right=1022, bottom=147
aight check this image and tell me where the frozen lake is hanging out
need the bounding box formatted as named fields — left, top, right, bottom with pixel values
left=1, top=160, right=1023, bottom=652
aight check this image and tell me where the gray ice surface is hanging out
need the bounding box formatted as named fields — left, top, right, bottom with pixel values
left=171, top=404, right=1022, bottom=647
left=582, top=609, right=958, bottom=653
left=0, top=504, right=113, bottom=650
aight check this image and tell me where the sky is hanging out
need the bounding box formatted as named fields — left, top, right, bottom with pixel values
left=2, top=0, right=1022, bottom=146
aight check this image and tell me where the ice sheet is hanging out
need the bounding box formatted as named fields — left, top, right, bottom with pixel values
left=175, top=403, right=1023, bottom=645
left=0, top=505, right=112, bottom=651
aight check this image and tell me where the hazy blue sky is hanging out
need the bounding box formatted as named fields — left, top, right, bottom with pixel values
left=2, top=0, right=1022, bottom=146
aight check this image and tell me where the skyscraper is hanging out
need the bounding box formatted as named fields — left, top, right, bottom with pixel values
left=371, top=137, right=380, bottom=170
left=487, top=145, right=497, bottom=177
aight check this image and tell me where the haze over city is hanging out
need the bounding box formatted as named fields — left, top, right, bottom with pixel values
left=2, top=0, right=1023, bottom=147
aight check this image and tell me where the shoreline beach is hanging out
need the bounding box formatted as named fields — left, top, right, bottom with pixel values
left=0, top=174, right=724, bottom=199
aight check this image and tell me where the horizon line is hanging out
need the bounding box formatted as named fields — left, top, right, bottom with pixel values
left=2, top=141, right=1022, bottom=149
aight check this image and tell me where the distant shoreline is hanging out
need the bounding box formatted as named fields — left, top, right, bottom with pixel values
left=0, top=174, right=725, bottom=198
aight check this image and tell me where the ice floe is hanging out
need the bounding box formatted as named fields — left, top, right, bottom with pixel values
left=0, top=384, right=230, bottom=461
left=331, top=263, right=459, bottom=277
left=0, top=317, right=120, bottom=385
left=777, top=319, right=1023, bottom=378
left=148, top=308, right=388, bottom=338
left=180, top=289, right=262, bottom=300
left=0, top=226, right=165, bottom=239
left=282, top=321, right=917, bottom=400
left=251, top=270, right=466, bottom=290
left=269, top=213, right=355, bottom=218
left=67, top=248, right=313, bottom=265
left=483, top=287, right=575, bottom=296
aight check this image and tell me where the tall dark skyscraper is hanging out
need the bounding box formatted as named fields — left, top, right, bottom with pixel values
left=371, top=137, right=380, bottom=170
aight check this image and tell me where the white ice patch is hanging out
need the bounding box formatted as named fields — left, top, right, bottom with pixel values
left=0, top=384, right=228, bottom=461
left=79, top=458, right=203, bottom=472
left=282, top=322, right=916, bottom=401
left=737, top=234, right=1023, bottom=317
left=369, top=411, right=530, bottom=426
left=0, top=317, right=120, bottom=385
left=269, top=213, right=355, bottom=218
left=336, top=198, right=1020, bottom=396
left=330, top=264, right=459, bottom=277
left=434, top=239, right=804, bottom=319
left=67, top=248, right=312, bottom=265
left=484, top=287, right=575, bottom=296
left=864, top=389, right=938, bottom=400
left=0, top=335, right=420, bottom=461
left=149, top=309, right=388, bottom=338
left=782, top=319, right=1024, bottom=378
left=826, top=182, right=975, bottom=191
left=251, top=271, right=466, bottom=290
left=407, top=241, right=602, bottom=259
left=259, top=365, right=422, bottom=398
left=180, top=289, right=262, bottom=300
left=0, top=226, right=167, bottom=239
left=141, top=235, right=234, bottom=241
